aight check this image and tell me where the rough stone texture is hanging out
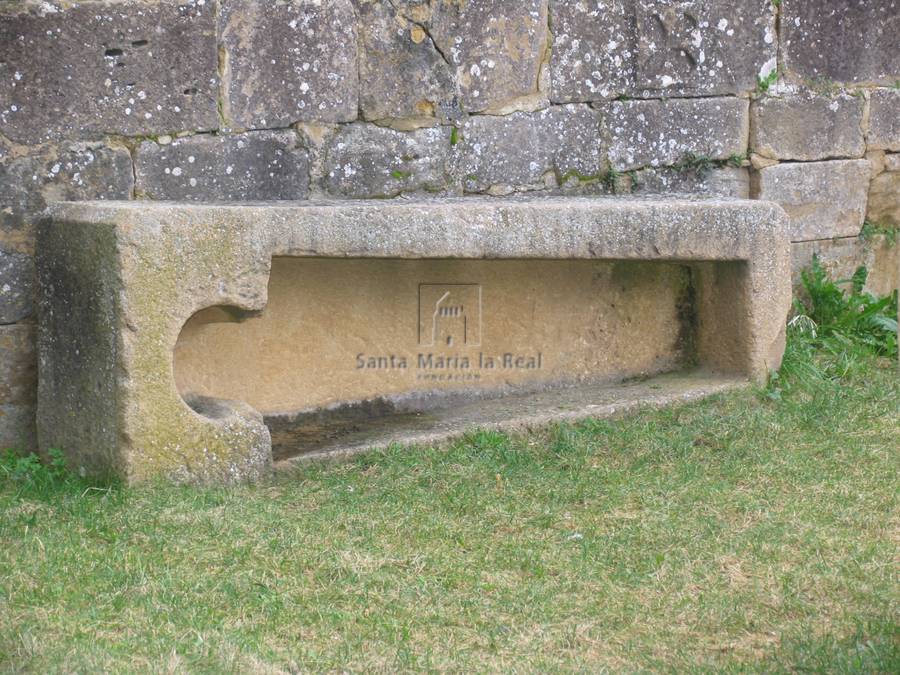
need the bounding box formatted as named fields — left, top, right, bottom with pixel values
left=781, top=0, right=900, bottom=86
left=550, top=0, right=777, bottom=102
left=752, top=160, right=871, bottom=241
left=0, top=0, right=218, bottom=144
left=356, top=0, right=456, bottom=126
left=605, top=97, right=749, bottom=171
left=321, top=124, right=452, bottom=198
left=0, top=404, right=36, bottom=452
left=457, top=105, right=604, bottom=193
left=135, top=132, right=309, bottom=201
left=220, top=0, right=358, bottom=129
left=750, top=93, right=865, bottom=161
left=0, top=323, right=36, bottom=452
left=0, top=323, right=35, bottom=406
left=0, top=142, right=134, bottom=255
left=0, top=250, right=33, bottom=324
left=377, top=0, right=549, bottom=114
left=792, top=236, right=899, bottom=299
left=632, top=167, right=750, bottom=199
left=867, top=164, right=900, bottom=228
left=41, top=197, right=790, bottom=483
left=868, top=88, right=900, bottom=152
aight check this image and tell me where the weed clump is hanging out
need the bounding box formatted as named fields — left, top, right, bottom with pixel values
left=772, top=257, right=898, bottom=394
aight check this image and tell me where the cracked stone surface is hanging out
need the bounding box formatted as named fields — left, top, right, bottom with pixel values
left=0, top=0, right=218, bottom=144
left=781, top=0, right=900, bottom=86
left=355, top=0, right=459, bottom=125
left=753, top=159, right=871, bottom=241
left=456, top=105, right=604, bottom=193
left=360, top=0, right=549, bottom=115
left=220, top=0, right=358, bottom=128
left=550, top=0, right=776, bottom=102
left=604, top=97, right=749, bottom=171
left=750, top=93, right=865, bottom=161
left=320, top=124, right=453, bottom=198
left=135, top=132, right=310, bottom=201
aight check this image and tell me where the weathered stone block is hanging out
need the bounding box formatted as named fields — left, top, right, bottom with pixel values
left=41, top=198, right=791, bottom=483
left=867, top=166, right=900, bottom=228
left=632, top=0, right=777, bottom=97
left=220, top=0, right=358, bottom=128
left=457, top=105, right=604, bottom=193
left=0, top=0, right=218, bottom=144
left=0, top=322, right=36, bottom=449
left=0, top=323, right=35, bottom=405
left=135, top=132, right=309, bottom=201
left=0, top=250, right=33, bottom=324
left=792, top=236, right=899, bottom=299
left=321, top=124, right=452, bottom=198
left=426, top=0, right=548, bottom=112
left=550, top=0, right=776, bottom=102
left=605, top=97, right=748, bottom=171
left=868, top=88, right=900, bottom=152
left=632, top=167, right=750, bottom=199
left=750, top=93, right=865, bottom=161
left=0, top=142, right=134, bottom=255
left=781, top=0, right=900, bottom=86
left=358, top=0, right=548, bottom=116
left=549, top=0, right=632, bottom=102
left=752, top=160, right=871, bottom=241
left=0, top=404, right=36, bottom=452
left=355, top=0, right=457, bottom=125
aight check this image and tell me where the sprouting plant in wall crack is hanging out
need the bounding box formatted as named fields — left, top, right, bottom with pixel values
left=860, top=220, right=899, bottom=247
left=757, top=67, right=778, bottom=94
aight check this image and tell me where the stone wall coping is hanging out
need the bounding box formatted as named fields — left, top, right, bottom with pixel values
left=47, top=197, right=787, bottom=262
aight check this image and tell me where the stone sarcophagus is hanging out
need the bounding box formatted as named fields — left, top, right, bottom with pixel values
left=38, top=198, right=790, bottom=483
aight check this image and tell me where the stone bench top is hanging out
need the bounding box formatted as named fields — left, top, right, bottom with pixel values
left=48, top=196, right=786, bottom=262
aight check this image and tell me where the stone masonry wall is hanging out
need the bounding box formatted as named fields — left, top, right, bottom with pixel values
left=1, top=0, right=899, bottom=449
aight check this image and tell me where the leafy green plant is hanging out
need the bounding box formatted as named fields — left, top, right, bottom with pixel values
left=602, top=166, right=622, bottom=191
left=790, top=257, right=898, bottom=360
left=1, top=448, right=72, bottom=493
left=769, top=259, right=896, bottom=400
left=671, top=152, right=747, bottom=178
left=860, top=220, right=899, bottom=247
left=757, top=67, right=778, bottom=94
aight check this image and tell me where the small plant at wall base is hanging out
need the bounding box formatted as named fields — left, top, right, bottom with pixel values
left=779, top=258, right=898, bottom=387
left=0, top=449, right=73, bottom=495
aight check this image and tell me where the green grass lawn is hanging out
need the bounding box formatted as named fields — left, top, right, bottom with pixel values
left=2, top=347, right=897, bottom=673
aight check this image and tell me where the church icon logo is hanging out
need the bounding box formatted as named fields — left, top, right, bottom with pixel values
left=418, top=284, right=482, bottom=347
